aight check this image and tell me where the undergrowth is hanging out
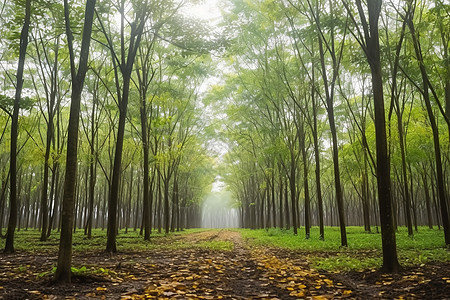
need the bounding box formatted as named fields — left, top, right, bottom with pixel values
left=1, top=226, right=448, bottom=272
left=0, top=228, right=232, bottom=253
left=238, top=226, right=450, bottom=271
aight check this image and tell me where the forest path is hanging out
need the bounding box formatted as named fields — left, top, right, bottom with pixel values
left=115, top=229, right=354, bottom=299
left=1, top=229, right=449, bottom=299
left=0, top=229, right=351, bottom=299
left=129, top=229, right=303, bottom=299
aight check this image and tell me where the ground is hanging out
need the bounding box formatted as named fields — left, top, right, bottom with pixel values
left=0, top=229, right=449, bottom=299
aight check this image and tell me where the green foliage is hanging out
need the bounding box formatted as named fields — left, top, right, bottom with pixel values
left=239, top=227, right=450, bottom=271
left=0, top=95, right=35, bottom=115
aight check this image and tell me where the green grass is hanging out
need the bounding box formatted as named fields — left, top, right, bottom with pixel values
left=238, top=226, right=450, bottom=271
left=1, top=226, right=448, bottom=272
left=0, top=228, right=232, bottom=253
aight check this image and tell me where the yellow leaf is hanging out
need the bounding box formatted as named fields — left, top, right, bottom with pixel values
left=343, top=290, right=352, bottom=295
left=289, top=291, right=305, bottom=297
left=28, top=291, right=41, bottom=294
left=96, top=287, right=107, bottom=291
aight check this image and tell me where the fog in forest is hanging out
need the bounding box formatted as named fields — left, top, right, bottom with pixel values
left=201, top=190, right=240, bottom=228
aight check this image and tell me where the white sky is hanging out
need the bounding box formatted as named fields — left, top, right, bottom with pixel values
left=181, top=0, right=222, bottom=23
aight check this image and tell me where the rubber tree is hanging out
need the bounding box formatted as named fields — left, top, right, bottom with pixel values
left=54, top=0, right=96, bottom=283
left=4, top=0, right=31, bottom=254
left=309, top=0, right=348, bottom=247
left=96, top=0, right=149, bottom=253
left=29, top=8, right=64, bottom=241
left=403, top=0, right=450, bottom=246
left=343, top=0, right=401, bottom=272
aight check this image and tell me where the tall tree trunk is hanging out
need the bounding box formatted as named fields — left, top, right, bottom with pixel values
left=271, top=172, right=276, bottom=228
left=289, top=155, right=297, bottom=235
left=54, top=0, right=96, bottom=283
left=315, top=4, right=347, bottom=246
left=85, top=89, right=97, bottom=239
left=395, top=100, right=413, bottom=236
left=5, top=0, right=31, bottom=254
left=141, top=102, right=151, bottom=240
left=163, top=177, right=170, bottom=234
left=47, top=162, right=59, bottom=237
left=299, top=120, right=311, bottom=239
left=105, top=5, right=147, bottom=253
left=40, top=116, right=53, bottom=241
left=312, top=81, right=325, bottom=240
left=422, top=171, right=433, bottom=229
left=356, top=0, right=400, bottom=272
left=106, top=77, right=130, bottom=252
left=0, top=174, right=9, bottom=237
left=362, top=150, right=371, bottom=232
left=157, top=173, right=162, bottom=233
left=125, top=168, right=133, bottom=234
left=278, top=172, right=284, bottom=229
left=284, top=177, right=290, bottom=230
left=406, top=10, right=450, bottom=245
left=174, top=173, right=180, bottom=232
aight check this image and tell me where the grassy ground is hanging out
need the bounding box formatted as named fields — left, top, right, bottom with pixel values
left=0, top=228, right=233, bottom=253
left=1, top=226, right=448, bottom=272
left=1, top=227, right=449, bottom=299
left=238, top=226, right=450, bottom=271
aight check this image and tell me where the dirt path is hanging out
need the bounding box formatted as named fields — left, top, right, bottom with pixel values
left=0, top=229, right=449, bottom=299
left=173, top=229, right=295, bottom=299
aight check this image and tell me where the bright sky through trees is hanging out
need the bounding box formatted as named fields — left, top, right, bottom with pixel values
left=181, top=0, right=222, bottom=22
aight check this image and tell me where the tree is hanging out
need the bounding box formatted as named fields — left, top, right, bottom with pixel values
left=309, top=0, right=348, bottom=247
left=29, top=4, right=66, bottom=241
left=54, top=0, right=96, bottom=283
left=403, top=1, right=450, bottom=246
left=4, top=0, right=31, bottom=254
left=97, top=0, right=149, bottom=253
left=135, top=32, right=157, bottom=240
left=343, top=0, right=401, bottom=272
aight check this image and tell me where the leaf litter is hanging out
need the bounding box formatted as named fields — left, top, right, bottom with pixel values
left=0, top=229, right=449, bottom=299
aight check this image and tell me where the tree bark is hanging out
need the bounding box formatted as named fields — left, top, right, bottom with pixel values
left=315, top=2, right=347, bottom=246
left=362, top=0, right=400, bottom=272
left=405, top=9, right=450, bottom=245
left=54, top=0, right=96, bottom=283
left=5, top=0, right=31, bottom=254
left=299, top=119, right=311, bottom=239
left=312, top=80, right=325, bottom=240
left=106, top=7, right=147, bottom=252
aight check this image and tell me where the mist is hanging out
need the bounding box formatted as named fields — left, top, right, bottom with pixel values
left=201, top=191, right=240, bottom=228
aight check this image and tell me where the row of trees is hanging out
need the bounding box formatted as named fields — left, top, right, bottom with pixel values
left=210, top=0, right=449, bottom=272
left=0, top=0, right=221, bottom=282
left=1, top=0, right=449, bottom=280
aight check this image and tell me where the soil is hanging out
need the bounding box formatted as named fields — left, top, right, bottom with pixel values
left=0, top=229, right=449, bottom=299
